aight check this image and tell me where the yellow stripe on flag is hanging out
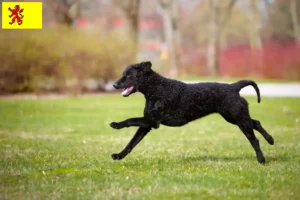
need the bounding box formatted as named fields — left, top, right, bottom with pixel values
left=2, top=2, right=42, bottom=29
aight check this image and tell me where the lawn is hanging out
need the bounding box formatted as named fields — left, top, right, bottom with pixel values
left=0, top=94, right=299, bottom=200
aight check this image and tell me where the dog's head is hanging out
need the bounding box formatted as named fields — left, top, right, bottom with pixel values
left=113, top=61, right=152, bottom=97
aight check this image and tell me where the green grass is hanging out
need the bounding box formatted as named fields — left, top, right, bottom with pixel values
left=0, top=94, right=300, bottom=200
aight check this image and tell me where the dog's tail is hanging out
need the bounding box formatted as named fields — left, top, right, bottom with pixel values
left=232, top=80, right=261, bottom=103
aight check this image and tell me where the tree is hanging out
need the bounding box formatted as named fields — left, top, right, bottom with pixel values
left=113, top=0, right=141, bottom=45
left=158, top=0, right=180, bottom=78
left=44, top=0, right=81, bottom=27
left=171, top=0, right=182, bottom=75
left=207, top=0, right=238, bottom=77
left=247, top=0, right=263, bottom=49
left=266, top=0, right=300, bottom=40
left=290, top=0, right=300, bottom=41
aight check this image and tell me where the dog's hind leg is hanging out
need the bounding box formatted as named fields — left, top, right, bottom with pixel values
left=237, top=119, right=266, bottom=164
left=252, top=119, right=274, bottom=145
left=111, top=127, right=151, bottom=160
left=220, top=97, right=266, bottom=163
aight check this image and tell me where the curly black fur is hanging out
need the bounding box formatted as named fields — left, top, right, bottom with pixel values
left=110, top=61, right=274, bottom=163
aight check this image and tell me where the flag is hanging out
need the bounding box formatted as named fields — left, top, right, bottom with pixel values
left=2, top=2, right=43, bottom=29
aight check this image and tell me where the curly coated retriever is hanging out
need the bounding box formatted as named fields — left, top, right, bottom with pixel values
left=110, top=61, right=274, bottom=164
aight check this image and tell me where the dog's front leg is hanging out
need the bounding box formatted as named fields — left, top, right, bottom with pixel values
left=111, top=127, right=152, bottom=160
left=110, top=117, right=157, bottom=129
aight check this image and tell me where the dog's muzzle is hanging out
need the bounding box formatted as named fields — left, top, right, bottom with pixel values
left=113, top=83, right=119, bottom=89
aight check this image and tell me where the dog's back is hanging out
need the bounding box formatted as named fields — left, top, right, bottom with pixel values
left=149, top=78, right=259, bottom=125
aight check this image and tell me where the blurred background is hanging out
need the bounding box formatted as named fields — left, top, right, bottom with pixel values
left=0, top=0, right=300, bottom=95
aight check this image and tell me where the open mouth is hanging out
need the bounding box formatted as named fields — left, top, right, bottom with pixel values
left=121, top=86, right=134, bottom=97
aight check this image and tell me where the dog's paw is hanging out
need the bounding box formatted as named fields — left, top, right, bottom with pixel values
left=111, top=153, right=123, bottom=160
left=258, top=156, right=266, bottom=164
left=267, top=136, right=274, bottom=145
left=110, top=122, right=122, bottom=129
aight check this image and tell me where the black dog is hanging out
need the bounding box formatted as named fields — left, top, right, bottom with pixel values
left=110, top=61, right=274, bottom=164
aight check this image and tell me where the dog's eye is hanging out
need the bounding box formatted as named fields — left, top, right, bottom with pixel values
left=126, top=75, right=131, bottom=78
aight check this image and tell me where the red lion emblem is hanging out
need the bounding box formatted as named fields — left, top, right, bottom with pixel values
left=8, top=5, right=24, bottom=25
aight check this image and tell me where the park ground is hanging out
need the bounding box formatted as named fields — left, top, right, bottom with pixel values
left=0, top=94, right=300, bottom=199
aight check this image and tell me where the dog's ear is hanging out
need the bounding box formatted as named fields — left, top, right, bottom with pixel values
left=133, top=61, right=152, bottom=73
left=139, top=61, right=152, bottom=72
left=134, top=61, right=152, bottom=67
left=142, top=61, right=152, bottom=68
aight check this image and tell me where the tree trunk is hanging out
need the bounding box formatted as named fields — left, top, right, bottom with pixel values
left=207, top=0, right=237, bottom=77
left=207, top=0, right=220, bottom=77
left=160, top=0, right=178, bottom=78
left=114, top=0, right=141, bottom=60
left=45, top=0, right=80, bottom=28
left=248, top=1, right=263, bottom=47
left=127, top=14, right=139, bottom=45
left=172, top=0, right=181, bottom=73
left=263, top=0, right=270, bottom=19
left=125, top=0, right=141, bottom=45
left=290, top=0, right=300, bottom=41
left=249, top=0, right=263, bottom=76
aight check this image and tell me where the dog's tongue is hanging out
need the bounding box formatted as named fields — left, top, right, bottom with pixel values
left=122, top=86, right=133, bottom=96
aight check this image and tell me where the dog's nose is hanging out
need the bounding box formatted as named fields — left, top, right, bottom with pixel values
left=113, top=83, right=119, bottom=89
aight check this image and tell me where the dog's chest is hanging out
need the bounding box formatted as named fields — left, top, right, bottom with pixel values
left=144, top=100, right=163, bottom=115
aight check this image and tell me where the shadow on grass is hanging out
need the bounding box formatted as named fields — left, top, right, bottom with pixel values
left=122, top=153, right=290, bottom=167
left=181, top=155, right=255, bottom=162
left=266, top=155, right=290, bottom=163
left=177, top=154, right=290, bottom=164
